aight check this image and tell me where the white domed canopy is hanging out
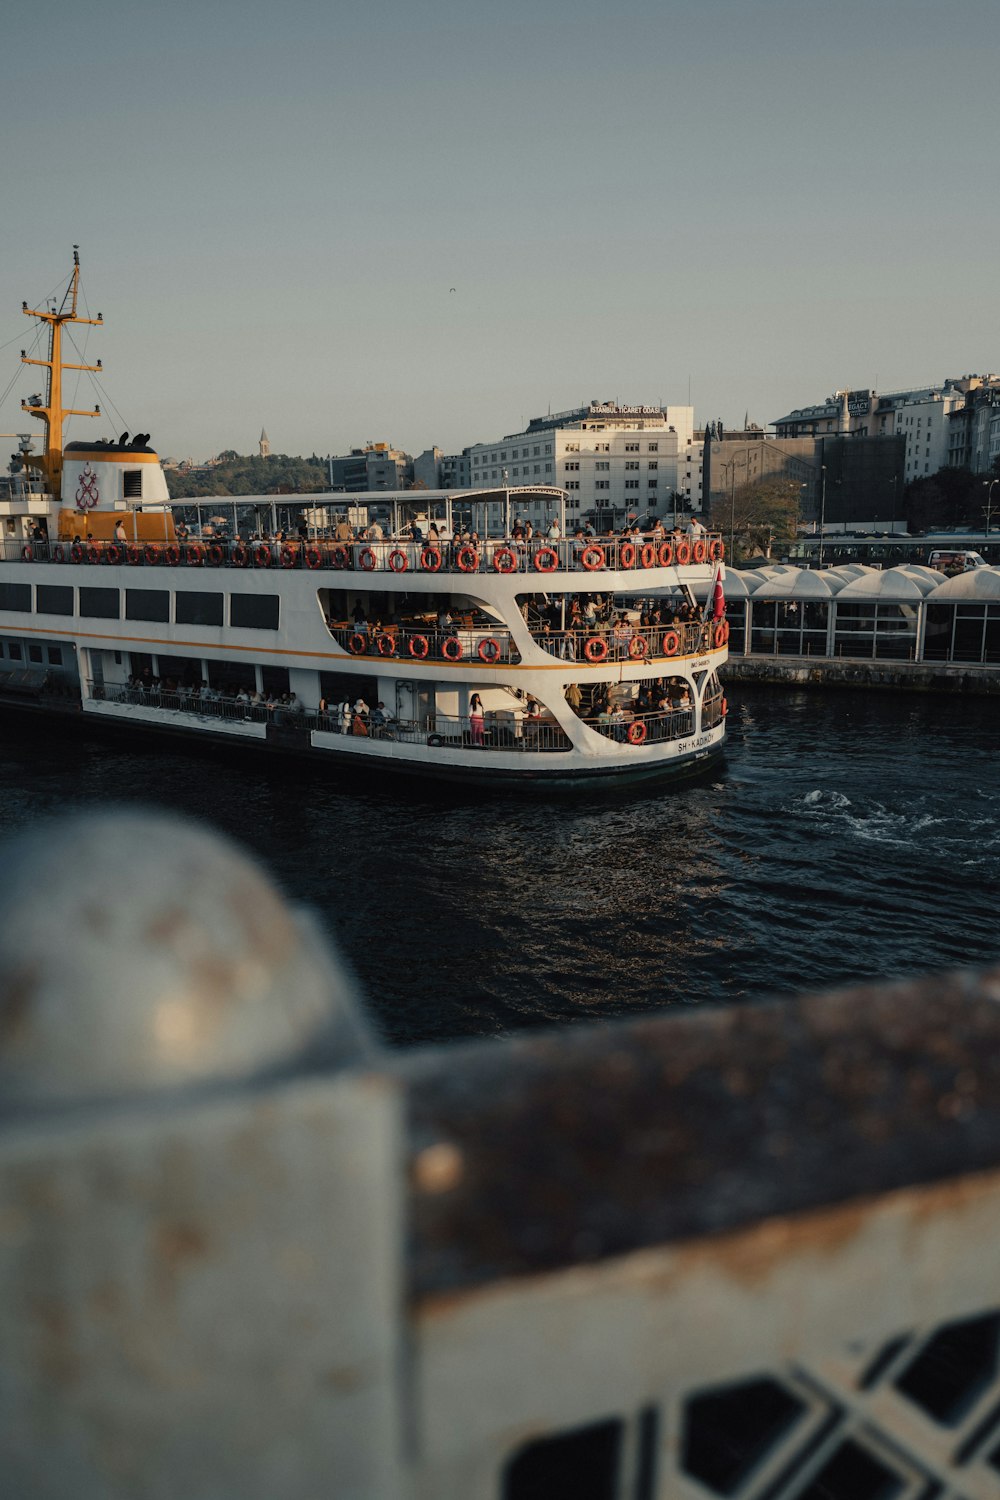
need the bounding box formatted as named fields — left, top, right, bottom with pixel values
left=891, top=565, right=945, bottom=595
left=752, top=568, right=837, bottom=600
left=927, top=567, right=1000, bottom=600
left=836, top=569, right=929, bottom=601
left=693, top=568, right=760, bottom=599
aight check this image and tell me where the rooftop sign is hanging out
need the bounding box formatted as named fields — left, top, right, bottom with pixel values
left=587, top=402, right=663, bottom=419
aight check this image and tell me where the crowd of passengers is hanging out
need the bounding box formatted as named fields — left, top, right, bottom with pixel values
left=338, top=593, right=706, bottom=654
left=569, top=678, right=696, bottom=741
left=68, top=514, right=709, bottom=550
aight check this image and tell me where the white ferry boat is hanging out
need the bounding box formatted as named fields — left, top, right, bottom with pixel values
left=0, top=254, right=729, bottom=784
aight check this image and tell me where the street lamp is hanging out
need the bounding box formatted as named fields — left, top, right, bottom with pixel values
left=983, top=479, right=999, bottom=536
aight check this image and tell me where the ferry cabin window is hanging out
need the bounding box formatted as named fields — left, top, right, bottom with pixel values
left=260, top=665, right=290, bottom=699
left=230, top=593, right=280, bottom=630
left=7, top=642, right=22, bottom=659
left=36, top=585, right=74, bottom=616
left=176, top=591, right=224, bottom=627
left=79, top=587, right=121, bottom=619
left=124, top=470, right=142, bottom=499
left=0, top=583, right=31, bottom=613
left=28, top=644, right=42, bottom=664
left=47, top=647, right=62, bottom=666
left=126, top=589, right=170, bottom=623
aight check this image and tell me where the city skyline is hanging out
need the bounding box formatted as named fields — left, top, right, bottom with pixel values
left=2, top=0, right=997, bottom=461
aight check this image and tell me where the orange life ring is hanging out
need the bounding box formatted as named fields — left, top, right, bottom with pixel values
left=709, top=539, right=725, bottom=561
left=166, top=545, right=181, bottom=566
left=21, top=544, right=34, bottom=562
left=581, top=544, right=605, bottom=572
left=693, top=539, right=707, bottom=564
left=231, top=542, right=248, bottom=567
left=493, top=546, right=517, bottom=574
left=305, top=546, right=322, bottom=570
left=658, top=542, right=673, bottom=566
left=722, top=697, right=728, bottom=717
left=674, top=540, right=692, bottom=565
left=584, top=635, right=609, bottom=663
left=206, top=543, right=223, bottom=566
left=620, top=542, right=637, bottom=568
left=641, top=542, right=656, bottom=569
left=377, top=633, right=397, bottom=657
left=107, top=543, right=123, bottom=565
left=421, top=546, right=443, bottom=573
left=185, top=544, right=203, bottom=566
left=408, top=634, right=430, bottom=659
left=478, top=637, right=501, bottom=663
left=52, top=544, right=65, bottom=563
left=127, top=544, right=142, bottom=565
left=456, top=545, right=479, bottom=573
left=143, top=544, right=159, bottom=565
left=71, top=543, right=85, bottom=564
left=662, top=630, right=680, bottom=657
left=388, top=548, right=409, bottom=573
left=628, top=721, right=648, bottom=745
left=330, top=544, right=349, bottom=570
left=533, top=546, right=559, bottom=574
left=280, top=544, right=297, bottom=569
left=714, top=619, right=730, bottom=648
left=442, top=635, right=464, bottom=660
left=254, top=544, right=271, bottom=567
left=348, top=632, right=367, bottom=654
left=628, top=634, right=649, bottom=659
left=358, top=546, right=377, bottom=571
left=87, top=544, right=102, bottom=564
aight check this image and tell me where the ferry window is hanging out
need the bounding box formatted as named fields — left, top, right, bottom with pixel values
left=176, top=591, right=223, bottom=627
left=47, top=648, right=63, bottom=666
left=231, top=593, right=279, bottom=630
left=28, top=644, right=42, bottom=664
left=0, top=583, right=31, bottom=612
left=79, top=587, right=120, bottom=619
left=126, top=589, right=170, bottom=623
left=8, top=642, right=21, bottom=660
left=124, top=471, right=142, bottom=499
left=36, top=585, right=73, bottom=616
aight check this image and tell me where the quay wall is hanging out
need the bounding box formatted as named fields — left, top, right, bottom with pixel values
left=721, top=654, right=1000, bottom=696
left=3, top=812, right=1000, bottom=1500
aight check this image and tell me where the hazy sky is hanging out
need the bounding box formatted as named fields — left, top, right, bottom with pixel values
left=2, top=0, right=997, bottom=461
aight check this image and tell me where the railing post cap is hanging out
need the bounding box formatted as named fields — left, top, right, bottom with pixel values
left=0, top=808, right=372, bottom=1111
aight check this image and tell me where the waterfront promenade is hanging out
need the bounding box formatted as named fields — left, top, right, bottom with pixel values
left=722, top=654, right=1000, bottom=696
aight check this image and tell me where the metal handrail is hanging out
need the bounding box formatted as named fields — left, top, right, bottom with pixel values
left=85, top=684, right=724, bottom=752
left=327, top=618, right=726, bottom=665
left=16, top=532, right=725, bottom=577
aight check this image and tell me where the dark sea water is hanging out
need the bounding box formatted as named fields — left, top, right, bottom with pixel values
left=2, top=688, right=997, bottom=1047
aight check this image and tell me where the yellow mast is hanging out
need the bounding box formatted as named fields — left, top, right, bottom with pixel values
left=21, top=247, right=103, bottom=498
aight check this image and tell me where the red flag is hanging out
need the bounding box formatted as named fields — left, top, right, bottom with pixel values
left=703, top=560, right=726, bottom=621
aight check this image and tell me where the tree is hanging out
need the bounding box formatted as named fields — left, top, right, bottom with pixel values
left=710, top=478, right=801, bottom=563
left=902, top=466, right=981, bottom=533
left=165, top=452, right=328, bottom=499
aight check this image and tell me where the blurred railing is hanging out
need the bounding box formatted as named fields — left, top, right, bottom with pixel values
left=4, top=813, right=1000, bottom=1500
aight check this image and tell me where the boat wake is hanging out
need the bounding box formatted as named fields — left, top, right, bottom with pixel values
left=791, top=789, right=997, bottom=862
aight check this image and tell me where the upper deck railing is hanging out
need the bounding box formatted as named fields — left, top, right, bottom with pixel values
left=12, top=532, right=725, bottom=578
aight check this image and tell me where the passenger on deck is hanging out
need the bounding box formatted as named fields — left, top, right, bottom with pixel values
left=371, top=702, right=394, bottom=738
left=469, top=693, right=485, bottom=747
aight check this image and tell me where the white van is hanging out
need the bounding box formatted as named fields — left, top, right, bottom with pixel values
left=928, top=549, right=987, bottom=574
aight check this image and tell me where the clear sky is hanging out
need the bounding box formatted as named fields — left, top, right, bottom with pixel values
left=1, top=0, right=996, bottom=462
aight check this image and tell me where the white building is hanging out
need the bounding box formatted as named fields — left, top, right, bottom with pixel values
left=894, top=392, right=965, bottom=484
left=466, top=401, right=695, bottom=527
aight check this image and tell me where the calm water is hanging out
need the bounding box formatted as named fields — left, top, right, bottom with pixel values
left=2, top=689, right=997, bottom=1046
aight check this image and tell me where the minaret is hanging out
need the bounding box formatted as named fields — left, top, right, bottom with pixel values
left=259, top=427, right=270, bottom=459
